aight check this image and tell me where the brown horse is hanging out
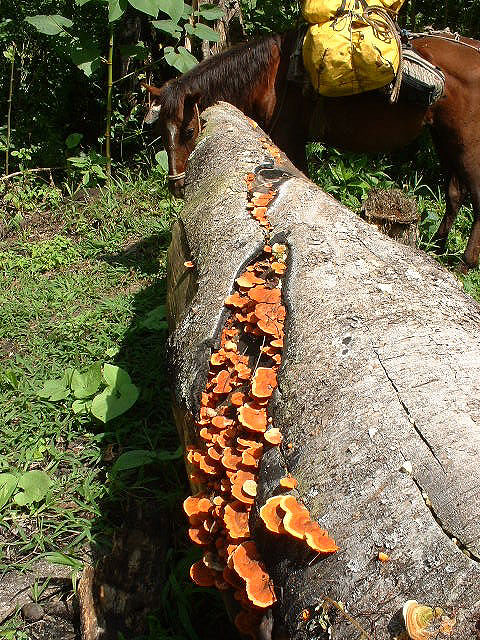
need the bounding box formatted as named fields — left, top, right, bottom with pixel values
left=144, top=31, right=480, bottom=269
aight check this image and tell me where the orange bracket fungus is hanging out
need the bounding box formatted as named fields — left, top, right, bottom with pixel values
left=182, top=163, right=338, bottom=639
left=259, top=495, right=338, bottom=554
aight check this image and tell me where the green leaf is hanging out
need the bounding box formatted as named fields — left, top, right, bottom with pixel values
left=109, top=0, right=128, bottom=21
left=111, top=449, right=156, bottom=473
left=151, top=19, right=182, bottom=36
left=72, top=398, right=93, bottom=414
left=164, top=46, right=198, bottom=73
left=119, top=43, right=149, bottom=59
left=13, top=471, right=51, bottom=506
left=181, top=2, right=193, bottom=18
left=91, top=383, right=139, bottom=423
left=128, top=0, right=161, bottom=18
left=195, top=5, right=224, bottom=20
left=102, top=363, right=132, bottom=388
left=90, top=364, right=139, bottom=423
left=2, top=369, right=18, bottom=389
left=157, top=445, right=183, bottom=461
left=70, top=41, right=102, bottom=77
left=71, top=362, right=102, bottom=399
left=65, top=133, right=83, bottom=149
left=185, top=22, right=219, bottom=42
left=155, top=150, right=169, bottom=172
left=76, top=0, right=94, bottom=5
left=25, top=15, right=73, bottom=36
left=105, top=345, right=120, bottom=357
left=37, top=378, right=70, bottom=402
left=158, top=0, right=185, bottom=21
left=110, top=447, right=182, bottom=475
left=138, top=304, right=167, bottom=330
left=0, top=473, right=18, bottom=510
left=43, top=552, right=83, bottom=570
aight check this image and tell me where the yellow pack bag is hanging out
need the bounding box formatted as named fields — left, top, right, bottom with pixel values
left=303, top=0, right=404, bottom=24
left=302, top=0, right=405, bottom=97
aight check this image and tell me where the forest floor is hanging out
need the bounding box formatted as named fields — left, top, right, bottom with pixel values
left=0, top=160, right=479, bottom=640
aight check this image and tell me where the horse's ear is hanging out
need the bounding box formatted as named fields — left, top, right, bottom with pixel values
left=142, top=82, right=163, bottom=97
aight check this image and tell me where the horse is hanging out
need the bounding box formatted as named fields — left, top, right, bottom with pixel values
left=144, top=31, right=480, bottom=269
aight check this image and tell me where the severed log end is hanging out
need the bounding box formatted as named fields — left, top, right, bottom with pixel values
left=361, top=187, right=420, bottom=247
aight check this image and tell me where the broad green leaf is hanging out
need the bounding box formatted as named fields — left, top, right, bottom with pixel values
left=109, top=0, right=128, bottom=22
left=37, top=377, right=70, bottom=401
left=155, top=150, right=169, bottom=172
left=102, top=363, right=132, bottom=388
left=111, top=449, right=156, bottom=473
left=76, top=0, right=94, bottom=5
left=158, top=0, right=185, bottom=22
left=65, top=133, right=83, bottom=149
left=164, top=46, right=198, bottom=73
left=128, top=0, right=161, bottom=18
left=91, top=383, right=139, bottom=423
left=72, top=398, right=93, bottom=414
left=185, top=22, right=219, bottom=42
left=138, top=304, right=167, bottom=330
left=195, top=5, right=224, bottom=20
left=0, top=473, right=18, bottom=510
left=151, top=19, right=182, bottom=36
left=105, top=345, right=120, bottom=357
left=70, top=41, right=102, bottom=77
left=182, top=2, right=193, bottom=18
left=13, top=471, right=51, bottom=506
left=119, top=43, right=149, bottom=60
left=71, top=362, right=102, bottom=399
left=25, top=15, right=73, bottom=36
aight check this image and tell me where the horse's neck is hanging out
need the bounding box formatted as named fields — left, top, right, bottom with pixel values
left=199, top=33, right=289, bottom=127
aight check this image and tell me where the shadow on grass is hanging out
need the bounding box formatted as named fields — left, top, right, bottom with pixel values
left=86, top=237, right=234, bottom=640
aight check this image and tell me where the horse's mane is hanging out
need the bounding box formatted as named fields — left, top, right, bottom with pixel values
left=158, top=34, right=282, bottom=116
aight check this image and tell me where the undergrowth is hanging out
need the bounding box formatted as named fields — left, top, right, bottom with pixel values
left=0, top=169, right=229, bottom=640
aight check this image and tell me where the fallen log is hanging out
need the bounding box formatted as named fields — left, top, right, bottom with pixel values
left=167, top=102, right=480, bottom=640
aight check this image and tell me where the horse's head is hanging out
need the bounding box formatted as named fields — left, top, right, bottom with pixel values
left=143, top=82, right=201, bottom=198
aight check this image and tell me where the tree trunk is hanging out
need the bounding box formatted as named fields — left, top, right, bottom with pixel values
left=200, top=0, right=245, bottom=59
left=168, top=103, right=480, bottom=640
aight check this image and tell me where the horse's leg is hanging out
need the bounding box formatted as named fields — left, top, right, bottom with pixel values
left=464, top=183, right=480, bottom=268
left=431, top=173, right=466, bottom=253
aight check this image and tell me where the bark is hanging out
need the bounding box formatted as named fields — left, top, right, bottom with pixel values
left=199, top=0, right=245, bottom=58
left=168, top=103, right=480, bottom=640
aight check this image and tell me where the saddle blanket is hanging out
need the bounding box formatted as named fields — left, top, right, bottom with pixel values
left=400, top=47, right=446, bottom=106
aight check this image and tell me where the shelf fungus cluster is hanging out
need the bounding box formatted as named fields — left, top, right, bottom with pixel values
left=183, top=170, right=338, bottom=638
left=402, top=600, right=456, bottom=640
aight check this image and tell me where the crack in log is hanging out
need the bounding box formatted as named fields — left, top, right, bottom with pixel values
left=373, top=349, right=480, bottom=564
left=410, top=475, right=480, bottom=564
left=372, top=347, right=446, bottom=473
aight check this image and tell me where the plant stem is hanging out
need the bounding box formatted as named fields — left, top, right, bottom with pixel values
left=5, top=45, right=15, bottom=177
left=0, top=167, right=61, bottom=182
left=105, top=26, right=114, bottom=183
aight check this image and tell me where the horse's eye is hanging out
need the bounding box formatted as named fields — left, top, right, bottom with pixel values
left=183, top=128, right=194, bottom=141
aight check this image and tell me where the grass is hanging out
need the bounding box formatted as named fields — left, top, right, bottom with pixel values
left=0, top=144, right=479, bottom=640
left=0, top=169, right=229, bottom=639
